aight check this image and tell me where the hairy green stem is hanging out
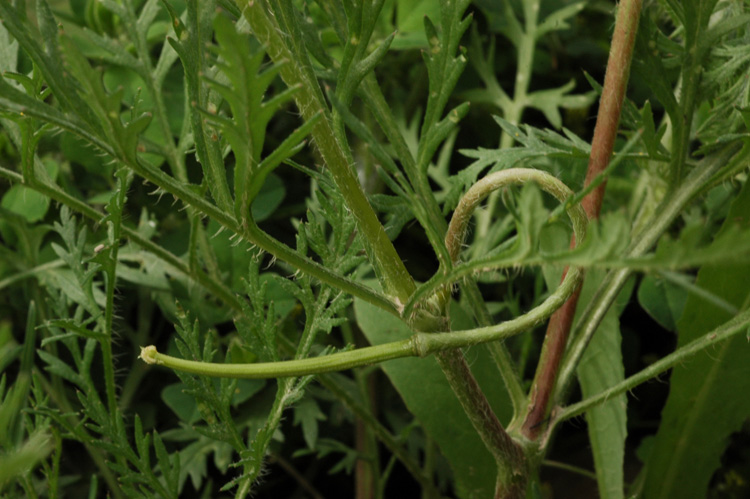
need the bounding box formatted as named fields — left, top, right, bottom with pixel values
left=434, top=350, right=527, bottom=499
left=554, top=142, right=746, bottom=406
left=553, top=306, right=750, bottom=427
left=242, top=1, right=415, bottom=303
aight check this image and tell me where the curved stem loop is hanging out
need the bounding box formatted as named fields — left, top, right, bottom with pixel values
left=430, top=167, right=587, bottom=315
left=140, top=168, right=588, bottom=380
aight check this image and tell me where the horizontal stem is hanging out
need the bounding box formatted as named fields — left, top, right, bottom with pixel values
left=139, top=260, right=583, bottom=379
left=139, top=340, right=416, bottom=379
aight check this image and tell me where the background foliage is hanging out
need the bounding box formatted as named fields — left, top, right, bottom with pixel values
left=1, top=0, right=750, bottom=498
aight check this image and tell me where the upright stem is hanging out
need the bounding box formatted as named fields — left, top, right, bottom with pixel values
left=242, top=2, right=415, bottom=303
left=521, top=0, right=643, bottom=440
left=434, top=350, right=527, bottom=499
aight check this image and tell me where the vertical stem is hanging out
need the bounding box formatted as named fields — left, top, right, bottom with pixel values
left=342, top=322, right=381, bottom=499
left=242, top=2, right=415, bottom=303
left=434, top=350, right=527, bottom=499
left=521, top=0, right=643, bottom=440
left=244, top=3, right=526, bottom=493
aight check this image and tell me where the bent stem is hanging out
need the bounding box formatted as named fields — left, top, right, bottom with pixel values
left=141, top=168, right=588, bottom=498
left=553, top=142, right=746, bottom=404
left=552, top=306, right=750, bottom=429
left=141, top=168, right=588, bottom=380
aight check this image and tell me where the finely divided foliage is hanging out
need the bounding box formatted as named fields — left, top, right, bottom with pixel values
left=0, top=0, right=749, bottom=498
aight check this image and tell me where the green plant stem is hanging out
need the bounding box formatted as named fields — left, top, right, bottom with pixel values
left=242, top=1, right=415, bottom=304
left=521, top=0, right=642, bottom=441
left=553, top=305, right=750, bottom=427
left=554, top=142, right=746, bottom=407
left=139, top=264, right=583, bottom=378
left=139, top=339, right=414, bottom=378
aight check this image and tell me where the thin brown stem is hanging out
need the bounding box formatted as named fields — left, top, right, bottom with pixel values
left=521, top=0, right=643, bottom=440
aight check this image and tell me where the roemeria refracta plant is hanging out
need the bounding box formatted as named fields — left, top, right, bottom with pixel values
left=1, top=0, right=750, bottom=498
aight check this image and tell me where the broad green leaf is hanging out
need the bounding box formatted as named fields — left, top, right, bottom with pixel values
left=1, top=159, right=58, bottom=222
left=355, top=292, right=512, bottom=499
left=637, top=273, right=688, bottom=332
left=639, top=179, right=750, bottom=498
left=577, top=270, right=628, bottom=499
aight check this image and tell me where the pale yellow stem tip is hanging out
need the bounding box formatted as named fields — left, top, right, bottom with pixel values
left=139, top=345, right=160, bottom=365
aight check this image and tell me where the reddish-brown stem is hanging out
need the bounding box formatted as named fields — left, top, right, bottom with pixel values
left=521, top=0, right=643, bottom=440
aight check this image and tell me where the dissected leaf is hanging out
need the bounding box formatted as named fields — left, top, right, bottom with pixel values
left=293, top=396, right=327, bottom=450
